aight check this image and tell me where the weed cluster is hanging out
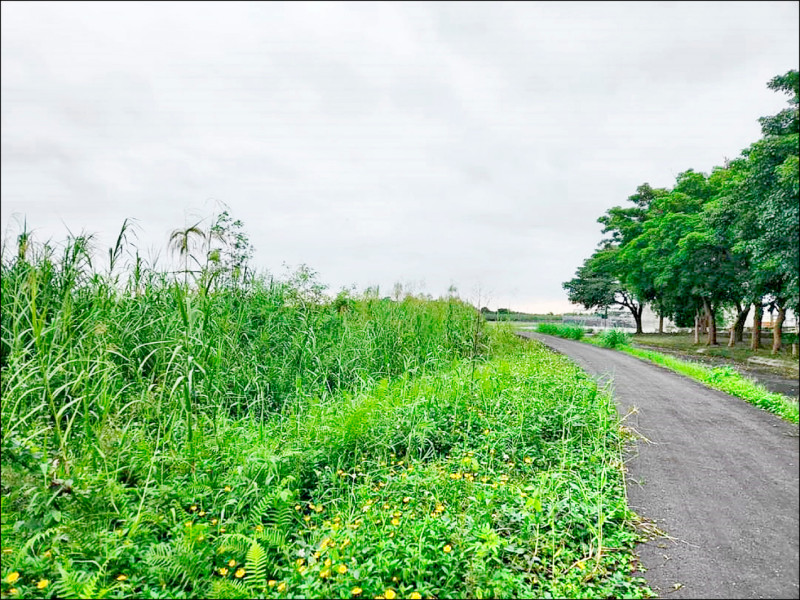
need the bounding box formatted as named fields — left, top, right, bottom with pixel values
left=595, top=329, right=631, bottom=349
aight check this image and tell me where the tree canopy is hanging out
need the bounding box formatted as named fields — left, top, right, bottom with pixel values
left=563, top=70, right=799, bottom=350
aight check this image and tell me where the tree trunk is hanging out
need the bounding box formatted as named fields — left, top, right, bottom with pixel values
left=771, top=305, right=785, bottom=355
left=728, top=303, right=750, bottom=347
left=694, top=310, right=700, bottom=344
left=751, top=303, right=762, bottom=350
left=658, top=314, right=664, bottom=334
left=631, top=304, right=643, bottom=335
left=735, top=305, right=749, bottom=343
left=703, top=298, right=718, bottom=346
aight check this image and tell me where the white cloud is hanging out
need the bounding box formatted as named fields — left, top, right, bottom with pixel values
left=2, top=1, right=798, bottom=312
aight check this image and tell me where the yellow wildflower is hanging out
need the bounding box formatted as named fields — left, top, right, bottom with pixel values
left=385, top=589, right=397, bottom=599
left=116, top=574, right=128, bottom=581
left=211, top=518, right=218, bottom=525
left=224, top=485, right=232, bottom=492
left=228, top=559, right=237, bottom=568
left=444, top=544, right=452, bottom=553
left=190, top=505, right=197, bottom=512
left=219, top=567, right=229, bottom=576
left=403, top=496, right=411, bottom=503
left=320, top=568, right=332, bottom=578
left=524, top=457, right=532, bottom=464
left=234, top=568, right=245, bottom=578
left=185, top=521, right=193, bottom=528
left=6, top=572, right=20, bottom=584
left=391, top=518, right=400, bottom=526
left=43, top=550, right=52, bottom=558
left=277, top=582, right=287, bottom=592
left=37, top=579, right=50, bottom=589
left=337, top=564, right=348, bottom=574
left=351, top=587, right=363, bottom=596
left=199, top=510, right=206, bottom=516
left=268, top=580, right=277, bottom=587
left=9, top=588, right=18, bottom=595
left=255, top=525, right=264, bottom=533
left=324, top=558, right=332, bottom=567
left=296, top=558, right=305, bottom=567
left=295, top=504, right=302, bottom=511
left=315, top=504, right=324, bottom=513
left=409, top=593, right=422, bottom=599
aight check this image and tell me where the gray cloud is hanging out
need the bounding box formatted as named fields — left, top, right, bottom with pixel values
left=2, top=1, right=798, bottom=311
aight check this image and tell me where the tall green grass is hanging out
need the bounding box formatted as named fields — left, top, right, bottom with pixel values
left=0, top=226, right=652, bottom=599
left=536, top=323, right=585, bottom=340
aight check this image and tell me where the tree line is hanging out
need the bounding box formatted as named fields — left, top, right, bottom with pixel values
left=564, top=71, right=799, bottom=354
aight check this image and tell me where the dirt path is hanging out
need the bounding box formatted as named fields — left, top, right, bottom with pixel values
left=518, top=332, right=799, bottom=599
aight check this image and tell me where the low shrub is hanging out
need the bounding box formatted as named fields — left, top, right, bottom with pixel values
left=597, top=329, right=631, bottom=349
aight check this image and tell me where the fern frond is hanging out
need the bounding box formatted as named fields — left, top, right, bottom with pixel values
left=253, top=527, right=286, bottom=549
left=53, top=566, right=100, bottom=599
left=16, top=526, right=60, bottom=559
left=244, top=540, right=268, bottom=590
left=216, top=532, right=256, bottom=556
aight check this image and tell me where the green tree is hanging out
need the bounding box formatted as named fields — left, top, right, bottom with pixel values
left=563, top=247, right=645, bottom=333
left=720, top=70, right=799, bottom=352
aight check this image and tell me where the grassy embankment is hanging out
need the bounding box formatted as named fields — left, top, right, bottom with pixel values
left=534, top=326, right=798, bottom=424
left=0, top=232, right=654, bottom=599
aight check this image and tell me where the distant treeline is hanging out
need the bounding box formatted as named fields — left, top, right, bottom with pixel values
left=481, top=308, right=562, bottom=322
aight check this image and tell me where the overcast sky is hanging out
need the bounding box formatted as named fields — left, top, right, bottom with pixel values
left=2, top=1, right=798, bottom=312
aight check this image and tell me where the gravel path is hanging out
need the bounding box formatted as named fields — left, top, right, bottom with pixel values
left=518, top=332, right=799, bottom=599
